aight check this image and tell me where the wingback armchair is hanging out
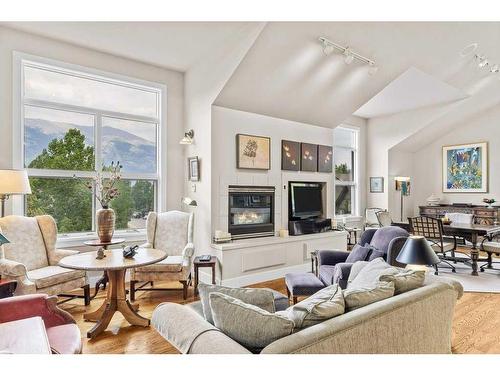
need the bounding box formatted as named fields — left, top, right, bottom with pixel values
left=316, top=226, right=409, bottom=288
left=0, top=215, right=90, bottom=305
left=0, top=294, right=82, bottom=354
left=130, top=210, right=195, bottom=300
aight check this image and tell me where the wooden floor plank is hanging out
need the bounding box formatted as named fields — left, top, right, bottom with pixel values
left=59, top=278, right=500, bottom=354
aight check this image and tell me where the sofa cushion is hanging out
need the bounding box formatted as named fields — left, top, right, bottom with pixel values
left=349, top=258, right=399, bottom=289
left=346, top=244, right=372, bottom=263
left=343, top=281, right=395, bottom=311
left=198, top=283, right=275, bottom=325
left=347, top=261, right=369, bottom=283
left=46, top=324, right=82, bottom=354
left=286, top=272, right=324, bottom=295
left=277, top=284, right=344, bottom=329
left=134, top=255, right=184, bottom=273
left=209, top=292, right=294, bottom=350
left=27, top=266, right=86, bottom=289
left=380, top=270, right=426, bottom=295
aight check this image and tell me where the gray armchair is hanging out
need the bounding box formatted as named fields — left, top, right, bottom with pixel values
left=316, top=226, right=409, bottom=288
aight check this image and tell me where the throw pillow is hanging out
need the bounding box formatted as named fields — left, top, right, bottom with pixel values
left=380, top=269, right=425, bottom=295
left=343, top=281, right=395, bottom=311
left=349, top=257, right=400, bottom=289
left=367, top=248, right=385, bottom=261
left=209, top=292, right=294, bottom=349
left=277, top=284, right=345, bottom=329
left=347, top=261, right=369, bottom=283
left=198, top=283, right=275, bottom=324
left=346, top=244, right=372, bottom=263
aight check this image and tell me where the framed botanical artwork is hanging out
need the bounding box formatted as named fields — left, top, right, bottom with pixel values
left=281, top=140, right=300, bottom=171
left=442, top=142, right=488, bottom=193
left=300, top=143, right=318, bottom=172
left=188, top=156, right=200, bottom=181
left=370, top=177, right=384, bottom=193
left=236, top=134, right=271, bottom=170
left=318, top=145, right=333, bottom=173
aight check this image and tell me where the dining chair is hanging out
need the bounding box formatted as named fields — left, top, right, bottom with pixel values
left=376, top=210, right=393, bottom=227
left=408, top=216, right=457, bottom=275
left=365, top=208, right=383, bottom=229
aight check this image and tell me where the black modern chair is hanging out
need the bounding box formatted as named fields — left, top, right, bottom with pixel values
left=408, top=216, right=457, bottom=275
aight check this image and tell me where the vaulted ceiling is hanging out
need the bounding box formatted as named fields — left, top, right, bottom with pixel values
left=215, top=22, right=500, bottom=128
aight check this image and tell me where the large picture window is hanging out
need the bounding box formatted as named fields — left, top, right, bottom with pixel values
left=19, top=56, right=162, bottom=235
left=334, top=126, right=359, bottom=216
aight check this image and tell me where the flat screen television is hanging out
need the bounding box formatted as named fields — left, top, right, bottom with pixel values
left=289, top=182, right=323, bottom=219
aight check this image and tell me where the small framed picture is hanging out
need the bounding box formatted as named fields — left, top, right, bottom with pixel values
left=236, top=134, right=271, bottom=170
left=188, top=156, right=200, bottom=181
left=370, top=177, right=384, bottom=193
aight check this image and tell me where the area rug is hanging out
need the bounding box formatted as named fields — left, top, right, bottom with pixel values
left=432, top=262, right=500, bottom=293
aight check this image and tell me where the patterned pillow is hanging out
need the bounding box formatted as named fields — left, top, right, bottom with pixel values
left=209, top=292, right=294, bottom=350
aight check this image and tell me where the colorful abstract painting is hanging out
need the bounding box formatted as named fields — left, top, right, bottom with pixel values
left=442, top=142, right=488, bottom=193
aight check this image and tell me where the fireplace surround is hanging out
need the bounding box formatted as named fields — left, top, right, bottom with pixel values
left=228, top=186, right=275, bottom=239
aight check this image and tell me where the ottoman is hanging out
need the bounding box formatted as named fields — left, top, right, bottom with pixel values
left=285, top=272, right=325, bottom=304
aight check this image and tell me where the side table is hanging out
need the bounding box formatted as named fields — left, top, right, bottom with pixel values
left=0, top=279, right=17, bottom=299
left=83, top=238, right=125, bottom=299
left=194, top=256, right=217, bottom=296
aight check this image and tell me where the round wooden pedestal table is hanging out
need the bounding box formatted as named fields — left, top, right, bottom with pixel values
left=59, top=248, right=167, bottom=339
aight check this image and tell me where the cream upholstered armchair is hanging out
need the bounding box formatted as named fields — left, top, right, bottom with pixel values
left=0, top=215, right=90, bottom=305
left=130, top=210, right=195, bottom=300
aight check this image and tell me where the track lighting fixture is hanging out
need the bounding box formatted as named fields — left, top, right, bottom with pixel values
left=318, top=36, right=377, bottom=74
left=490, top=64, right=500, bottom=73
left=461, top=43, right=499, bottom=75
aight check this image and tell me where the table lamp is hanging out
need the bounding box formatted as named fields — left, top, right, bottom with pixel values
left=396, top=235, right=440, bottom=271
left=0, top=170, right=32, bottom=217
left=395, top=176, right=410, bottom=222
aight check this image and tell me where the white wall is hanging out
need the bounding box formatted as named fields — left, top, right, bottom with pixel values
left=413, top=105, right=500, bottom=211
left=183, top=23, right=265, bottom=255
left=211, top=106, right=367, bottom=234
left=0, top=26, right=185, bottom=214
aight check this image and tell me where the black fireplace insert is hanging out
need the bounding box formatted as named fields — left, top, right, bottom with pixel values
left=228, top=186, right=275, bottom=239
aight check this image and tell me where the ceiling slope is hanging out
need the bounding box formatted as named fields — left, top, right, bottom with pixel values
left=215, top=22, right=500, bottom=128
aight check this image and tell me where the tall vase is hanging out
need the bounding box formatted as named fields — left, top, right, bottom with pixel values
left=96, top=207, right=115, bottom=243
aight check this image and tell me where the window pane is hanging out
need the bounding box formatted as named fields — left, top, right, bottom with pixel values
left=24, top=65, right=158, bottom=117
left=335, top=185, right=353, bottom=215
left=109, top=179, right=155, bottom=230
left=26, top=177, right=93, bottom=233
left=335, top=148, right=354, bottom=181
left=24, top=105, right=95, bottom=170
left=102, top=117, right=157, bottom=174
left=334, top=127, right=355, bottom=148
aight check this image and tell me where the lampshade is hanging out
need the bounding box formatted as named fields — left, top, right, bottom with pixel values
left=181, top=197, right=197, bottom=207
left=0, top=170, right=32, bottom=195
left=396, top=235, right=440, bottom=266
left=0, top=233, right=9, bottom=246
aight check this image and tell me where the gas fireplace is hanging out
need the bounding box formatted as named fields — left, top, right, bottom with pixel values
left=228, top=186, right=275, bottom=239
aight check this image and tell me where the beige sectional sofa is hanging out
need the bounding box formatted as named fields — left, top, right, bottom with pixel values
left=152, top=275, right=463, bottom=354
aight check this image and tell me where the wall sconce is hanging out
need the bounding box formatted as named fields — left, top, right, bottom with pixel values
left=182, top=197, right=198, bottom=207
left=179, top=129, right=195, bottom=145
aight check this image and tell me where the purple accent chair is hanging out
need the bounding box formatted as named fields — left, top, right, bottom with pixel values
left=316, top=226, right=409, bottom=289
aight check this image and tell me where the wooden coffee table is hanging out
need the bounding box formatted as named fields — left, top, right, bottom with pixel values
left=59, top=248, right=166, bottom=339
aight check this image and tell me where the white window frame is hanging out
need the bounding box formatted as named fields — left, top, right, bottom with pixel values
left=12, top=52, right=167, bottom=244
left=334, top=125, right=359, bottom=218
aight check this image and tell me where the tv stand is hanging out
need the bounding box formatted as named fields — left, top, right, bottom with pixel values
left=289, top=218, right=332, bottom=236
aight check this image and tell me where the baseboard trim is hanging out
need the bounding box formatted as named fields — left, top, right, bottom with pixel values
left=199, top=263, right=310, bottom=287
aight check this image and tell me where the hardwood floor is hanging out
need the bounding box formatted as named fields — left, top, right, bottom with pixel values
left=61, top=278, right=500, bottom=354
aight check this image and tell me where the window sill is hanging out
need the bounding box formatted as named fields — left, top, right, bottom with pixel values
left=56, top=230, right=147, bottom=248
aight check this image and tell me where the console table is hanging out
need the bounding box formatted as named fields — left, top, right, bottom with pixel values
left=419, top=205, right=499, bottom=225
